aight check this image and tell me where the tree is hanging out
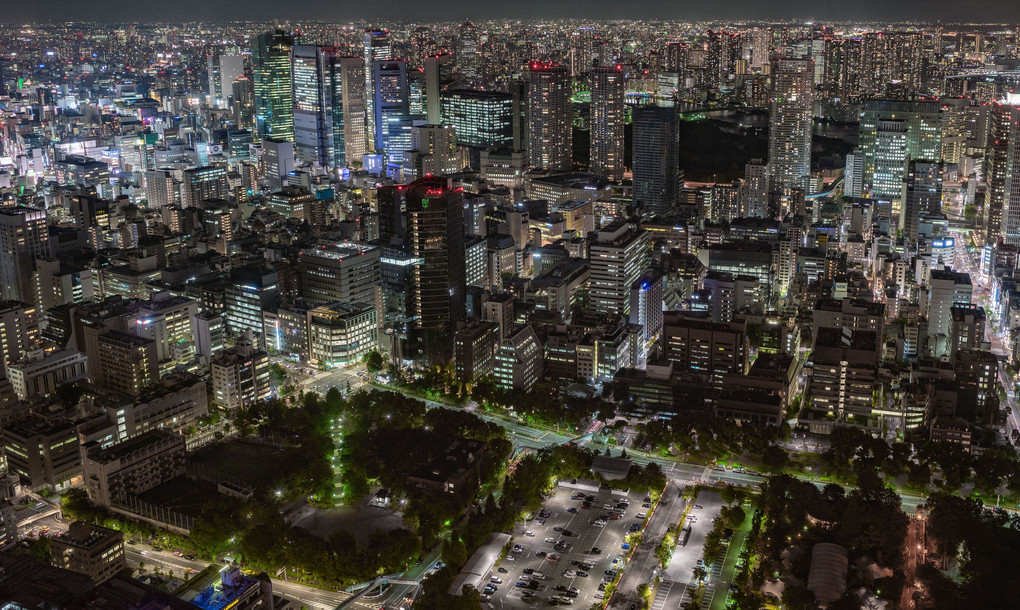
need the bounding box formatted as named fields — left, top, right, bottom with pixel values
left=964, top=203, right=979, bottom=226
left=364, top=350, right=384, bottom=375
left=270, top=363, right=287, bottom=386
left=761, top=444, right=789, bottom=473
left=693, top=565, right=707, bottom=583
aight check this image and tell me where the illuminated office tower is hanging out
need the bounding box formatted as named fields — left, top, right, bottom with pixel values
left=207, top=53, right=244, bottom=107
left=292, top=46, right=366, bottom=169
left=363, top=30, right=392, bottom=151
left=902, top=160, right=943, bottom=241
left=406, top=177, right=466, bottom=364
left=253, top=29, right=294, bottom=142
left=458, top=21, right=481, bottom=85
left=292, top=45, right=330, bottom=167
left=767, top=58, right=814, bottom=192
left=527, top=63, right=572, bottom=172
left=589, top=221, right=650, bottom=317
left=992, top=97, right=1020, bottom=246
left=632, top=104, right=681, bottom=217
left=373, top=60, right=413, bottom=166
left=441, top=89, right=514, bottom=151
left=424, top=53, right=455, bottom=125
left=858, top=100, right=942, bottom=202
left=0, top=207, right=49, bottom=304
left=334, top=56, right=368, bottom=166
left=589, top=66, right=625, bottom=182
left=182, top=166, right=228, bottom=208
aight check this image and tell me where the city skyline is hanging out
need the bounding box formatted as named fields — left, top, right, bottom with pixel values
left=7, top=2, right=1020, bottom=24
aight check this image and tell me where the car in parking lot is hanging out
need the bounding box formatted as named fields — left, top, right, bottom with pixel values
left=498, top=567, right=508, bottom=573
left=526, top=530, right=535, bottom=536
left=490, top=576, right=503, bottom=584
left=562, top=530, right=573, bottom=537
left=513, top=544, right=524, bottom=552
left=535, top=551, right=547, bottom=557
left=507, top=555, right=516, bottom=561
left=547, top=553, right=560, bottom=561
left=577, top=571, right=589, bottom=578
left=545, top=537, right=557, bottom=543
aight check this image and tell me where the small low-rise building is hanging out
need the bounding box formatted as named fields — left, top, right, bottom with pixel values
left=80, top=429, right=186, bottom=509
left=407, top=438, right=487, bottom=494
left=50, top=521, right=126, bottom=585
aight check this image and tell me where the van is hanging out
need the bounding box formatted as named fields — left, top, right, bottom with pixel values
left=531, top=571, right=545, bottom=579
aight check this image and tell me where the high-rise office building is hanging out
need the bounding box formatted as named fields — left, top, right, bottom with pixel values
left=263, top=138, right=295, bottom=190
left=425, top=54, right=456, bottom=125
left=632, top=104, right=681, bottom=217
left=903, top=160, right=943, bottom=241
left=858, top=100, right=942, bottom=202
left=589, top=221, right=651, bottom=316
left=253, top=29, right=295, bottom=142
left=589, top=66, right=625, bottom=182
left=406, top=177, right=466, bottom=363
left=182, top=166, right=228, bottom=208
left=373, top=60, right=412, bottom=163
left=989, top=98, right=1020, bottom=246
left=207, top=53, right=244, bottom=106
left=741, top=159, right=769, bottom=218
left=528, top=63, right=572, bottom=172
left=441, top=89, right=514, bottom=150
left=298, top=243, right=381, bottom=305
left=767, top=58, right=814, bottom=192
left=225, top=265, right=281, bottom=349
left=363, top=30, right=392, bottom=151
left=0, top=207, right=50, bottom=304
left=458, top=21, right=481, bottom=85
left=292, top=46, right=367, bottom=169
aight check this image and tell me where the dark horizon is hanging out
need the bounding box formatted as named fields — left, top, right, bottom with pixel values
left=5, top=0, right=1020, bottom=25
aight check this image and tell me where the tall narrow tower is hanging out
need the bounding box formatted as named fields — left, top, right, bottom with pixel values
left=527, top=63, right=572, bottom=172
left=253, top=30, right=295, bottom=142
left=767, top=57, right=814, bottom=193
left=589, top=65, right=625, bottom=182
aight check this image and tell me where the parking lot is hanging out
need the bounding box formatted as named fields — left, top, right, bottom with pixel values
left=484, top=485, right=655, bottom=608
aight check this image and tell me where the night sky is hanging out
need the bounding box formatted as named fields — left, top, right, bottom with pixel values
left=4, top=0, right=1020, bottom=24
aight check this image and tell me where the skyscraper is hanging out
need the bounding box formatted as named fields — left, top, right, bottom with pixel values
left=741, top=159, right=769, bottom=218
left=373, top=60, right=412, bottom=164
left=858, top=100, right=942, bottom=202
left=424, top=53, right=456, bottom=125
left=589, top=221, right=650, bottom=316
left=253, top=30, right=295, bottom=142
left=363, top=30, right=392, bottom=151
left=0, top=207, right=49, bottom=304
left=902, top=160, right=943, bottom=241
left=441, top=89, right=514, bottom=150
left=406, top=177, right=466, bottom=363
left=992, top=97, right=1020, bottom=247
left=632, top=104, right=681, bottom=217
left=767, top=58, right=814, bottom=193
left=527, top=63, right=572, bottom=172
left=292, top=46, right=366, bottom=169
left=207, top=53, right=244, bottom=107
left=458, top=21, right=481, bottom=86
left=589, top=66, right=625, bottom=182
